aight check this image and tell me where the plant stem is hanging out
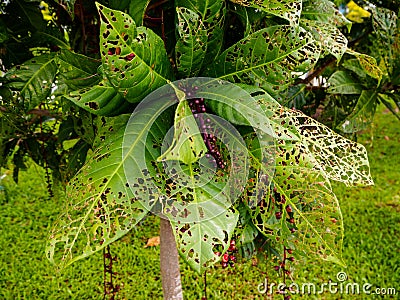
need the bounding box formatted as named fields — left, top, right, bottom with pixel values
left=160, top=218, right=183, bottom=300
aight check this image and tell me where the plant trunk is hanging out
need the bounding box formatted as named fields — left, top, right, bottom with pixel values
left=160, top=218, right=183, bottom=300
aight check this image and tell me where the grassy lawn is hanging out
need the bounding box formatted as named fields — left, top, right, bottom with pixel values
left=1, top=106, right=399, bottom=299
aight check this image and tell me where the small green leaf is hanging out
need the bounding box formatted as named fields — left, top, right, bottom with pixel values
left=327, top=71, right=363, bottom=94
left=339, top=90, right=378, bottom=133
left=158, top=100, right=207, bottom=165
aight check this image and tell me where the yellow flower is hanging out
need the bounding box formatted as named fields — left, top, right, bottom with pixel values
left=346, top=0, right=371, bottom=23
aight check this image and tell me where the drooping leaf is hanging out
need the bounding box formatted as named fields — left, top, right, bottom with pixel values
left=301, top=20, right=348, bottom=61
left=157, top=100, right=207, bottom=165
left=339, top=90, right=378, bottom=133
left=175, top=7, right=208, bottom=77
left=302, top=0, right=352, bottom=30
left=4, top=54, right=58, bottom=111
left=97, top=3, right=173, bottom=103
left=206, top=25, right=320, bottom=93
left=171, top=208, right=239, bottom=273
left=327, top=71, right=363, bottom=94
left=378, top=93, right=400, bottom=122
left=128, top=0, right=151, bottom=26
left=347, top=49, right=383, bottom=82
left=230, top=0, right=302, bottom=25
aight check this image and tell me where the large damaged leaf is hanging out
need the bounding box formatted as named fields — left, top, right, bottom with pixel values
left=230, top=0, right=302, bottom=25
left=97, top=3, right=173, bottom=103
left=206, top=25, right=320, bottom=93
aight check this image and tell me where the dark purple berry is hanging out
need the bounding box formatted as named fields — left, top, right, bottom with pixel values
left=275, top=211, right=282, bottom=219
left=222, top=253, right=229, bottom=263
left=290, top=228, right=296, bottom=233
left=229, top=255, right=236, bottom=262
left=287, top=257, right=295, bottom=262
left=287, top=249, right=293, bottom=254
left=286, top=205, right=292, bottom=213
left=221, top=262, right=228, bottom=268
left=274, top=265, right=280, bottom=271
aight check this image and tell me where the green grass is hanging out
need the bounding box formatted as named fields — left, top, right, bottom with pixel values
left=1, top=106, right=399, bottom=299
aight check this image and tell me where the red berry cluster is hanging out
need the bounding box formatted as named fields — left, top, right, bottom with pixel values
left=188, top=98, right=225, bottom=169
left=216, top=239, right=237, bottom=268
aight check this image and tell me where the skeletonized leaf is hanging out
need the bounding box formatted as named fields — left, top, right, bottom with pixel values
left=302, top=0, right=352, bottom=30
left=175, top=7, right=208, bottom=77
left=327, top=71, right=362, bottom=95
left=206, top=25, right=320, bottom=93
left=302, top=20, right=348, bottom=61
left=97, top=3, right=173, bottom=103
left=230, top=0, right=302, bottom=25
left=339, top=90, right=378, bottom=133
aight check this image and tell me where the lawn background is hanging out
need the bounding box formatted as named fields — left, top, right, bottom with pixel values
left=1, top=106, right=399, bottom=299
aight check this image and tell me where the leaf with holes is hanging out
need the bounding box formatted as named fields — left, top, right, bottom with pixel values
left=3, top=54, right=57, bottom=111
left=327, top=71, right=362, bottom=95
left=255, top=94, right=374, bottom=185
left=206, top=25, right=320, bottom=93
left=339, top=90, right=378, bottom=134
left=229, top=0, right=302, bottom=25
left=252, top=138, right=345, bottom=265
left=171, top=208, right=239, bottom=273
left=302, top=0, right=351, bottom=30
left=64, top=81, right=134, bottom=116
left=301, top=20, right=347, bottom=61
left=176, top=0, right=226, bottom=67
left=175, top=7, right=208, bottom=77
left=46, top=107, right=174, bottom=268
left=347, top=49, right=383, bottom=82
left=97, top=3, right=173, bottom=103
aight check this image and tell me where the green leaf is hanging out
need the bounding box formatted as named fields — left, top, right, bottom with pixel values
left=171, top=209, right=239, bottom=273
left=301, top=20, right=347, bottom=61
left=346, top=49, right=383, bottom=82
left=46, top=110, right=172, bottom=268
left=64, top=81, right=133, bottom=116
left=302, top=0, right=352, bottom=31
left=176, top=0, right=226, bottom=67
left=97, top=3, right=173, bottom=103
left=327, top=71, right=362, bottom=94
left=342, top=59, right=367, bottom=78
left=56, top=50, right=101, bottom=92
left=157, top=100, right=207, bottom=165
left=339, top=90, right=378, bottom=133
left=230, top=0, right=302, bottom=25
left=175, top=7, right=208, bottom=77
left=128, top=0, right=151, bottom=26
left=206, top=25, right=320, bottom=92
left=372, top=7, right=397, bottom=44
left=4, top=54, right=58, bottom=111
